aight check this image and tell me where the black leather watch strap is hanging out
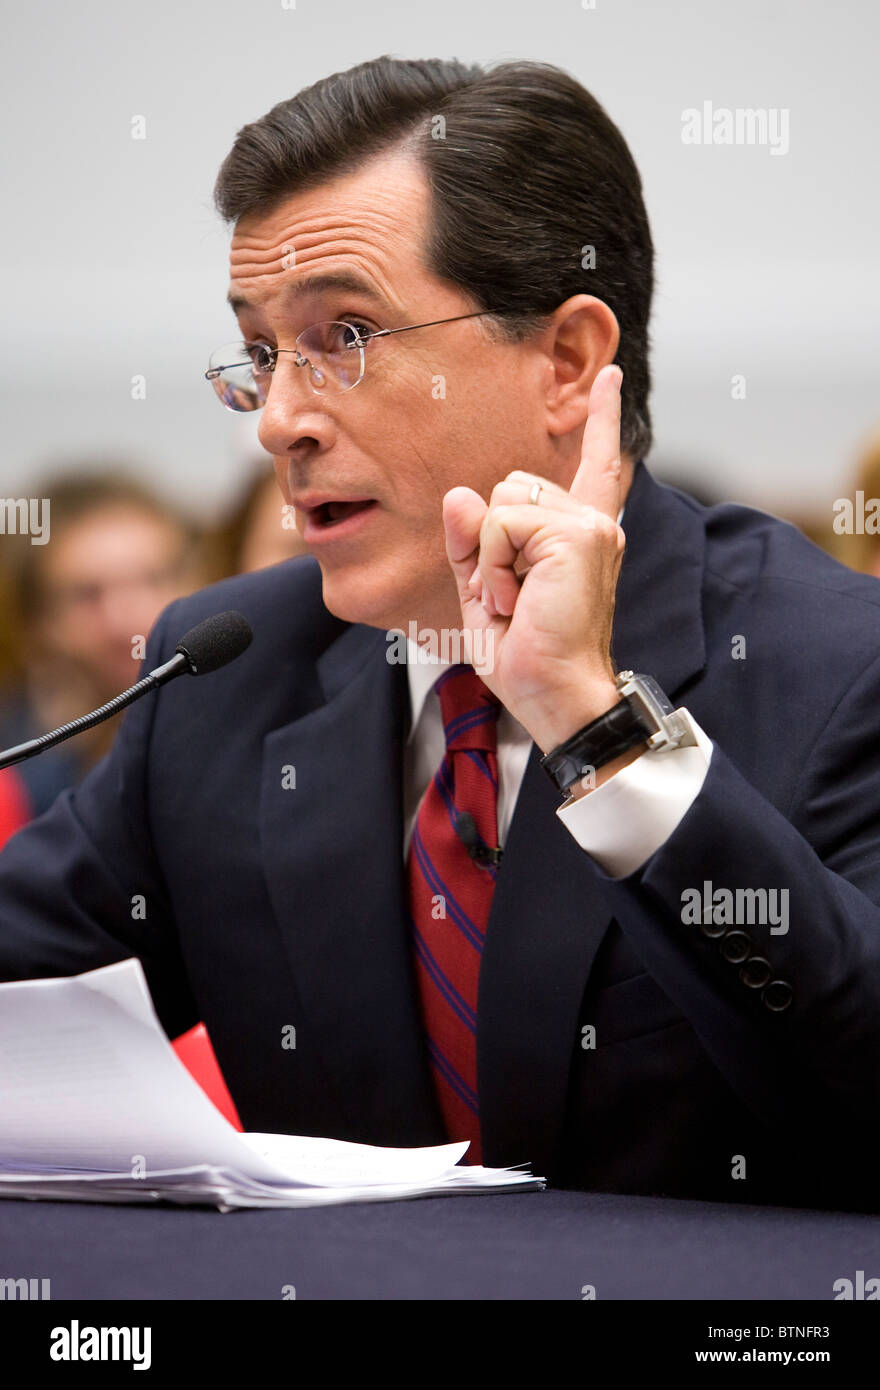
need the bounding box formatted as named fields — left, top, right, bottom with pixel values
left=540, top=697, right=652, bottom=794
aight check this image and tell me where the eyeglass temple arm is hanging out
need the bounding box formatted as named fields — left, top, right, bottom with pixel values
left=363, top=310, right=497, bottom=343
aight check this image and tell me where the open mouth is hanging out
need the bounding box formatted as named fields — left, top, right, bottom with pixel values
left=312, top=499, right=376, bottom=528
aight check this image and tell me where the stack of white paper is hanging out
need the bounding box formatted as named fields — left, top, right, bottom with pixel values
left=0, top=959, right=544, bottom=1212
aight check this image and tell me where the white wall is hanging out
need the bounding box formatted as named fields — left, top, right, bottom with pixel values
left=2, top=0, right=877, bottom=522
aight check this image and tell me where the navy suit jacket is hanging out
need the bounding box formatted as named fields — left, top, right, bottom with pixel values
left=3, top=461, right=880, bottom=1211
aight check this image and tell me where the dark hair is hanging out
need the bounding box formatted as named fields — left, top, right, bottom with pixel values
left=214, top=56, right=654, bottom=460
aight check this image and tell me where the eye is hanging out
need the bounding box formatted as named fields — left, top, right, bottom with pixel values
left=245, top=342, right=274, bottom=373
left=338, top=317, right=376, bottom=344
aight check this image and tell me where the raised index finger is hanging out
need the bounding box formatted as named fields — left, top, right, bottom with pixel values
left=569, top=363, right=623, bottom=521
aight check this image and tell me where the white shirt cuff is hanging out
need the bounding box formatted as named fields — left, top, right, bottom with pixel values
left=556, top=712, right=714, bottom=878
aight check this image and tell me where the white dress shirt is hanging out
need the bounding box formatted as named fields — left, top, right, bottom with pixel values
left=402, top=641, right=714, bottom=880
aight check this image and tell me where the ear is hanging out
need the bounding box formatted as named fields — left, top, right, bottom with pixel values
left=537, top=294, right=621, bottom=438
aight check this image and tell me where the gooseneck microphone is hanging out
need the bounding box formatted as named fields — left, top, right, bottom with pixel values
left=0, top=611, right=253, bottom=771
left=454, top=810, right=503, bottom=868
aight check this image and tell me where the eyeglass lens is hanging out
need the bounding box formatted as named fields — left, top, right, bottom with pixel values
left=206, top=322, right=366, bottom=412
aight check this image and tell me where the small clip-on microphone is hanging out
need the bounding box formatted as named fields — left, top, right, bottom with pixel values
left=454, top=811, right=503, bottom=867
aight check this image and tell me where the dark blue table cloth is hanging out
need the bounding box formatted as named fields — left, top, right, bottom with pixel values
left=2, top=1189, right=878, bottom=1299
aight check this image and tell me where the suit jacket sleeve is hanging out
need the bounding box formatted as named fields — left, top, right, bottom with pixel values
left=584, top=648, right=880, bottom=1168
left=0, top=598, right=199, bottom=1039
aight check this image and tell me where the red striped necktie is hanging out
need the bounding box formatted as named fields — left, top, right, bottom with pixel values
left=406, top=664, right=502, bottom=1165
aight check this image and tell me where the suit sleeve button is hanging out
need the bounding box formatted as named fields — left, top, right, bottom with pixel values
left=720, top=930, right=752, bottom=963
left=739, top=955, right=772, bottom=988
left=762, top=979, right=793, bottom=1011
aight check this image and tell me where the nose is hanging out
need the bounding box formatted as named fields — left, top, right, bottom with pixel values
left=256, top=355, right=336, bottom=459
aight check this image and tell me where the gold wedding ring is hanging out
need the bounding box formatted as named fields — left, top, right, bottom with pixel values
left=528, top=482, right=543, bottom=506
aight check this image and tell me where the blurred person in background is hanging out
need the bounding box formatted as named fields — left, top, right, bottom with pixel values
left=0, top=471, right=202, bottom=819
left=821, top=431, right=880, bottom=579
left=792, top=431, right=880, bottom=575
left=0, top=562, right=30, bottom=846
left=200, top=456, right=310, bottom=579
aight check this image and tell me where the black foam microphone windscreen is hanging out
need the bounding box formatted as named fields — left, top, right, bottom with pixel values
left=174, top=611, right=253, bottom=675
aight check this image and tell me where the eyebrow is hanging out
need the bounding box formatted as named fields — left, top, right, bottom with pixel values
left=227, top=271, right=391, bottom=315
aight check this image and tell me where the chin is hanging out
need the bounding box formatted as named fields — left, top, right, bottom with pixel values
left=318, top=547, right=449, bottom=633
left=318, top=571, right=399, bottom=632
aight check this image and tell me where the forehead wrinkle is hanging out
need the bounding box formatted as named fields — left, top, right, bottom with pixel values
left=229, top=227, right=415, bottom=317
left=231, top=201, right=407, bottom=250
left=232, top=184, right=416, bottom=244
left=230, top=212, right=412, bottom=280
left=228, top=168, right=427, bottom=309
left=229, top=230, right=397, bottom=281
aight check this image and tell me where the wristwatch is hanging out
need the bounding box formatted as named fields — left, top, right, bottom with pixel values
left=540, top=670, right=697, bottom=795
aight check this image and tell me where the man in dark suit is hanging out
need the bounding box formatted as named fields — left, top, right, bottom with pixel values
left=3, top=55, right=880, bottom=1212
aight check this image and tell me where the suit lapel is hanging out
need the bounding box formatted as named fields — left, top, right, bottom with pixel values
left=478, top=463, right=708, bottom=1178
left=610, top=465, right=707, bottom=691
left=260, top=621, right=445, bottom=1147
